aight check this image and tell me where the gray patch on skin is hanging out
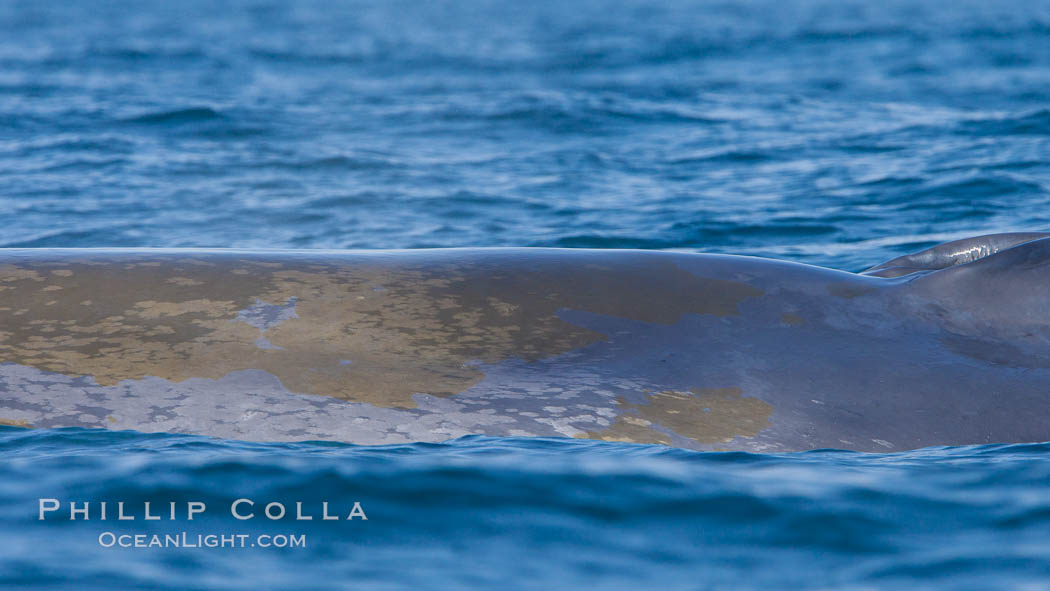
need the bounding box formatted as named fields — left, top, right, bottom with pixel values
left=233, top=297, right=299, bottom=351
left=235, top=297, right=299, bottom=331
left=428, top=347, right=655, bottom=439
left=0, top=360, right=624, bottom=444
left=0, top=363, right=395, bottom=443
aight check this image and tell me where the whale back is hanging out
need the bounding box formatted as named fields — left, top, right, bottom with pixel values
left=0, top=239, right=1048, bottom=452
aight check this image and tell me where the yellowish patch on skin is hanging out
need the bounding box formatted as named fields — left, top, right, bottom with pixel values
left=581, top=388, right=773, bottom=445
left=781, top=313, right=806, bottom=326
left=0, top=253, right=763, bottom=408
left=827, top=283, right=877, bottom=299
left=0, top=418, right=31, bottom=428
left=577, top=416, right=672, bottom=445
left=0, top=266, right=45, bottom=282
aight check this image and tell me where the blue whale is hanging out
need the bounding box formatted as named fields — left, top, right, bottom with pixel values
left=0, top=232, right=1047, bottom=452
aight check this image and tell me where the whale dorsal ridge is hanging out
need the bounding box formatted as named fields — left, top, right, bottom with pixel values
left=861, top=232, right=1050, bottom=278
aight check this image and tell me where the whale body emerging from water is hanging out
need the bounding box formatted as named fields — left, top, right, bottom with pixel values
left=1, top=232, right=1048, bottom=452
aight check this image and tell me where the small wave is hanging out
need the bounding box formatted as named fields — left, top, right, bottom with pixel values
left=912, top=175, right=1042, bottom=199
left=87, top=46, right=207, bottom=61
left=121, top=107, right=225, bottom=125
left=4, top=135, right=137, bottom=156
left=253, top=154, right=401, bottom=172
left=667, top=148, right=777, bottom=165
left=958, top=109, right=1050, bottom=136
left=0, top=227, right=147, bottom=248
left=441, top=93, right=722, bottom=131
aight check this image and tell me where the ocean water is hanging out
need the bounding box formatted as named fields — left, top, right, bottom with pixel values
left=6, top=428, right=1050, bottom=591
left=2, top=0, right=1050, bottom=588
left=4, top=0, right=1050, bottom=270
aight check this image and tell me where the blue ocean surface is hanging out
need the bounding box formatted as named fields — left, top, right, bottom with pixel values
left=3, top=0, right=1050, bottom=588
left=5, top=427, right=1050, bottom=590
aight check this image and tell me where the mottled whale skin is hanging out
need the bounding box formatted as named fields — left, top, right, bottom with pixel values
left=1, top=233, right=1049, bottom=452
